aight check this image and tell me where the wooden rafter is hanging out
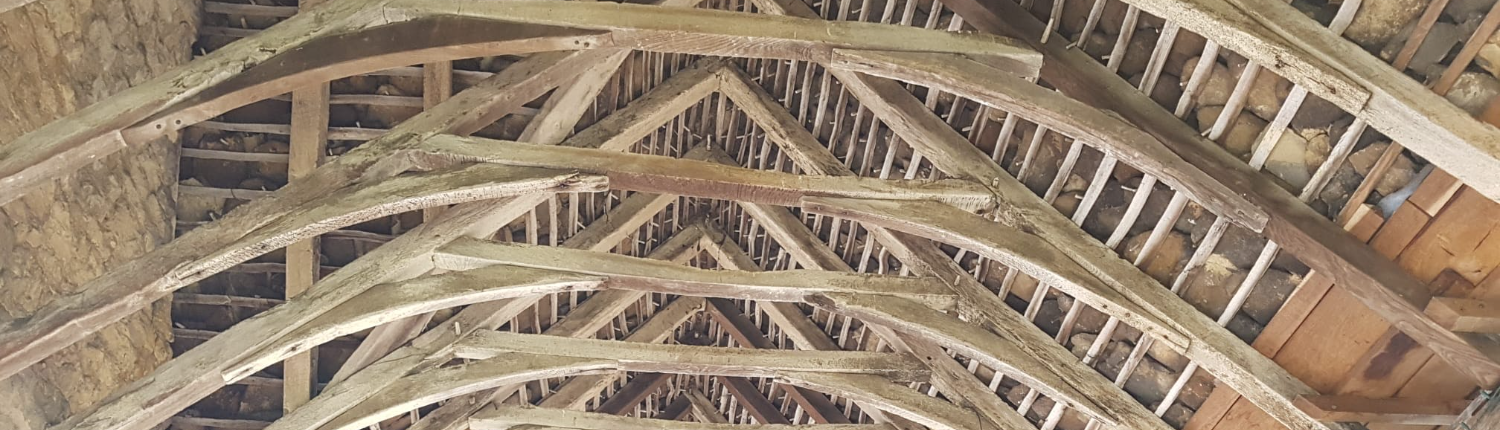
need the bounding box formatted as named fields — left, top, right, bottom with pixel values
left=455, top=331, right=929, bottom=380
left=1113, top=0, right=1500, bottom=201
left=942, top=0, right=1500, bottom=392
left=0, top=0, right=1033, bottom=206
left=471, top=405, right=894, bottom=430
left=408, top=135, right=997, bottom=211
left=432, top=238, right=958, bottom=309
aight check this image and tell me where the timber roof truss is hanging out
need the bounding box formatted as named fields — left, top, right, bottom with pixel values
left=3, top=0, right=1500, bottom=428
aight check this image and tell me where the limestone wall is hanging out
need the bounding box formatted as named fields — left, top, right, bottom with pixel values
left=0, top=0, right=198, bottom=428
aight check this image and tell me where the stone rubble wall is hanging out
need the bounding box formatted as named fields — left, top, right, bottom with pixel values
left=0, top=0, right=198, bottom=428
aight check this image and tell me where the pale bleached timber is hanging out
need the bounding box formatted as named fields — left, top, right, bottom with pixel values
left=47, top=41, right=623, bottom=430
left=332, top=58, right=725, bottom=430
left=801, top=197, right=1346, bottom=430
left=698, top=231, right=1023, bottom=430
left=433, top=237, right=958, bottom=308
left=309, top=349, right=963, bottom=430
left=0, top=0, right=1032, bottom=206
left=804, top=198, right=1188, bottom=351
left=284, top=0, right=333, bottom=404
left=696, top=231, right=922, bottom=429
left=0, top=46, right=609, bottom=385
left=455, top=331, right=930, bottom=381
left=1117, top=0, right=1500, bottom=201
left=470, top=405, right=896, bottom=430
left=696, top=142, right=1031, bottom=429
left=702, top=56, right=1150, bottom=428
left=326, top=55, right=719, bottom=386
left=826, top=48, right=1268, bottom=230
left=0, top=164, right=603, bottom=383
left=409, top=135, right=997, bottom=211
left=943, top=0, right=1500, bottom=393
left=286, top=227, right=707, bottom=430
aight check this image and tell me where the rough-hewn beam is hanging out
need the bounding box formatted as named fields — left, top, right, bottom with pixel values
left=318, top=224, right=707, bottom=430
left=704, top=299, right=848, bottom=424
left=802, top=197, right=1344, bottom=430
left=1, top=164, right=600, bottom=384
left=0, top=47, right=607, bottom=385
left=434, top=238, right=957, bottom=308
left=720, top=376, right=795, bottom=424
left=471, top=405, right=895, bottom=430
left=338, top=55, right=715, bottom=408
left=411, top=136, right=996, bottom=211
left=0, top=0, right=1032, bottom=205
left=702, top=57, right=1138, bottom=428
left=698, top=235, right=923, bottom=430
left=1120, top=0, right=1500, bottom=200
left=943, top=0, right=1500, bottom=392
left=284, top=0, right=334, bottom=407
left=718, top=201, right=1032, bottom=430
left=595, top=373, right=675, bottom=415
left=455, top=331, right=928, bottom=380
left=827, top=49, right=1267, bottom=230
left=308, top=349, right=956, bottom=430
left=561, top=59, right=723, bottom=152
left=685, top=390, right=730, bottom=423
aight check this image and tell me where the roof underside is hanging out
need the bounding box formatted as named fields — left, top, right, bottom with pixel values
left=5, top=0, right=1500, bottom=428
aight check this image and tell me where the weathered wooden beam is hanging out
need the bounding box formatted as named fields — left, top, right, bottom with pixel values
left=0, top=47, right=607, bottom=386
left=1122, top=0, right=1500, bottom=200
left=471, top=405, right=896, bottom=430
left=433, top=238, right=957, bottom=308
left=697, top=236, right=922, bottom=430
left=334, top=57, right=721, bottom=430
left=284, top=0, right=334, bottom=409
left=684, top=390, right=730, bottom=424
left=411, top=136, right=996, bottom=211
left=1427, top=297, right=1500, bottom=333
left=333, top=50, right=710, bottom=405
left=719, top=376, right=793, bottom=424
left=709, top=195, right=1030, bottom=430
left=595, top=373, right=675, bottom=415
left=700, top=60, right=1133, bottom=428
left=46, top=45, right=618, bottom=430
left=944, top=0, right=1500, bottom=394
left=701, top=299, right=853, bottom=425
left=806, top=198, right=1188, bottom=351
left=827, top=49, right=1267, bottom=230
left=310, top=349, right=956, bottom=430
left=316, top=223, right=707, bottom=430
left=560, top=59, right=723, bottom=152
left=662, top=395, right=695, bottom=422
left=395, top=0, right=1037, bottom=65
left=0, top=0, right=1032, bottom=205
left=1294, top=395, right=1469, bottom=425
left=3, top=164, right=598, bottom=385
left=455, top=331, right=928, bottom=380
left=802, top=197, right=1343, bottom=430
